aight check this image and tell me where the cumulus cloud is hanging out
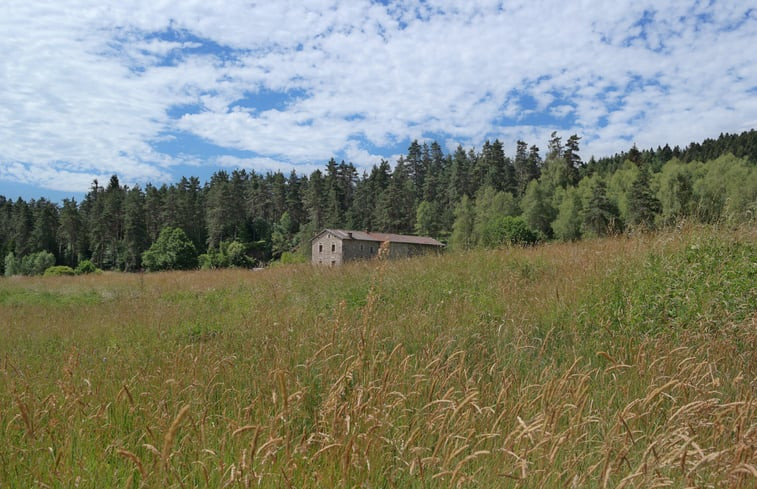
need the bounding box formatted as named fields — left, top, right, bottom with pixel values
left=1, top=0, right=755, bottom=194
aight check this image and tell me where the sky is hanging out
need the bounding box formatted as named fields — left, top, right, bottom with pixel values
left=1, top=0, right=756, bottom=202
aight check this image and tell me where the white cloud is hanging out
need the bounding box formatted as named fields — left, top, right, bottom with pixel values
left=1, top=0, right=755, bottom=194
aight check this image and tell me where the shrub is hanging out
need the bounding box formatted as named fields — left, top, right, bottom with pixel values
left=279, top=251, right=306, bottom=264
left=75, top=259, right=98, bottom=275
left=44, top=265, right=76, bottom=277
left=199, top=240, right=253, bottom=269
left=481, top=216, right=538, bottom=247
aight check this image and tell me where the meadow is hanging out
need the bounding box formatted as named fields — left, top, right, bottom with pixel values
left=0, top=224, right=755, bottom=488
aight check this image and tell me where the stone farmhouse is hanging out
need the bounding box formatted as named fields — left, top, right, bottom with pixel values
left=311, top=229, right=444, bottom=265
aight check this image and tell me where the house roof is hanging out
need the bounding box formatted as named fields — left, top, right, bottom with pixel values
left=314, top=229, right=444, bottom=247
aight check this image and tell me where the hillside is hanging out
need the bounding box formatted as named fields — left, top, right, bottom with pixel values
left=0, top=224, right=755, bottom=487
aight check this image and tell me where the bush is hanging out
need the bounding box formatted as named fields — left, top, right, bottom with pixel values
left=44, top=265, right=76, bottom=277
left=199, top=240, right=254, bottom=269
left=142, top=227, right=198, bottom=271
left=481, top=216, right=538, bottom=247
left=75, top=259, right=98, bottom=275
left=279, top=251, right=306, bottom=264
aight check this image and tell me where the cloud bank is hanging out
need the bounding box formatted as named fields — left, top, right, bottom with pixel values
left=1, top=0, right=755, bottom=193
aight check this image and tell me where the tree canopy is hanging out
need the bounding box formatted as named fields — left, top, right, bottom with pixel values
left=1, top=129, right=755, bottom=274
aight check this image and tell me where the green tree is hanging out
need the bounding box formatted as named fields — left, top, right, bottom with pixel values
left=141, top=227, right=198, bottom=271
left=4, top=252, right=19, bottom=277
left=415, top=200, right=440, bottom=237
left=30, top=198, right=59, bottom=257
left=58, top=198, right=83, bottom=267
left=375, top=158, right=415, bottom=233
left=480, top=216, right=537, bottom=247
left=551, top=186, right=583, bottom=241
left=657, top=158, right=698, bottom=225
left=563, top=134, right=582, bottom=185
left=271, top=212, right=296, bottom=259
left=123, top=185, right=148, bottom=271
left=448, top=145, right=472, bottom=204
left=473, top=186, right=518, bottom=244
left=450, top=195, right=475, bottom=250
left=10, top=198, right=33, bottom=257
left=693, top=154, right=756, bottom=223
left=521, top=180, right=556, bottom=239
left=582, top=179, right=619, bottom=237
left=627, top=166, right=661, bottom=231
left=20, top=251, right=56, bottom=276
left=514, top=140, right=539, bottom=196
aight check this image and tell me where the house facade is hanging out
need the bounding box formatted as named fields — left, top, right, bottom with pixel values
left=311, top=229, right=444, bottom=265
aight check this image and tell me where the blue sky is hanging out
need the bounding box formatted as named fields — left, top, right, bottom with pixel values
left=1, top=0, right=755, bottom=202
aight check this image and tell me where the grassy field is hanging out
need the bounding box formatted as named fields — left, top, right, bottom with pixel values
left=1, top=225, right=755, bottom=488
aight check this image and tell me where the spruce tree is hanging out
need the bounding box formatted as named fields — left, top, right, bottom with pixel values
left=582, top=179, right=619, bottom=237
left=627, top=166, right=661, bottom=231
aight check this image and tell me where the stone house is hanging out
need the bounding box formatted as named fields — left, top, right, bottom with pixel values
left=311, top=229, right=444, bottom=265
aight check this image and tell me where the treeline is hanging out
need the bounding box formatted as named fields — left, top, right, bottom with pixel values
left=1, top=130, right=756, bottom=275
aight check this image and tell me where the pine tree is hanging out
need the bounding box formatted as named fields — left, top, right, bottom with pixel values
left=563, top=134, right=582, bottom=185
left=30, top=198, right=59, bottom=257
left=123, top=186, right=148, bottom=271
left=303, top=169, right=326, bottom=233
left=205, top=171, right=231, bottom=249
left=10, top=198, right=34, bottom=258
left=514, top=140, right=539, bottom=196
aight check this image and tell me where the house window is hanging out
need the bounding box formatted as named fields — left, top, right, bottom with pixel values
left=319, top=244, right=323, bottom=253
left=331, top=260, right=336, bottom=266
left=360, top=244, right=363, bottom=251
left=331, top=243, right=335, bottom=252
left=370, top=246, right=374, bottom=253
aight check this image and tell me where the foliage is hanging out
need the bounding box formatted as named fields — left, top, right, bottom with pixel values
left=141, top=227, right=198, bottom=271
left=43, top=265, right=76, bottom=277
left=198, top=240, right=254, bottom=269
left=450, top=195, right=475, bottom=250
left=4, top=252, right=19, bottom=277
left=480, top=215, right=537, bottom=247
left=278, top=251, right=307, bottom=265
left=693, top=154, right=757, bottom=223
left=0, top=130, right=755, bottom=269
left=551, top=186, right=583, bottom=241
left=627, top=166, right=661, bottom=231
left=75, top=259, right=98, bottom=275
left=581, top=178, right=620, bottom=237
left=521, top=179, right=556, bottom=238
left=6, top=250, right=57, bottom=276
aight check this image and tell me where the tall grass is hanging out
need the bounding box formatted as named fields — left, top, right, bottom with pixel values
left=0, top=224, right=755, bottom=487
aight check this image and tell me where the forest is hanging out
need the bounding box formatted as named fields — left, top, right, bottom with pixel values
left=1, top=129, right=756, bottom=275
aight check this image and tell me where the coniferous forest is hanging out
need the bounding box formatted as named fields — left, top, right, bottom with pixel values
left=2, top=129, right=756, bottom=275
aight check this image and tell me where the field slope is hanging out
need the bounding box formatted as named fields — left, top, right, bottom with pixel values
left=1, top=225, right=755, bottom=488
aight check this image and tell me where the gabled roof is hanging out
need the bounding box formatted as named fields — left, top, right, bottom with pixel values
left=313, top=229, right=444, bottom=247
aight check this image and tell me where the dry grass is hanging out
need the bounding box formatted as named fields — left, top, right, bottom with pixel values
left=0, top=224, right=755, bottom=487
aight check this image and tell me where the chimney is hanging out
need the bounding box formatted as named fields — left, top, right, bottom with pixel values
left=347, top=232, right=353, bottom=239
